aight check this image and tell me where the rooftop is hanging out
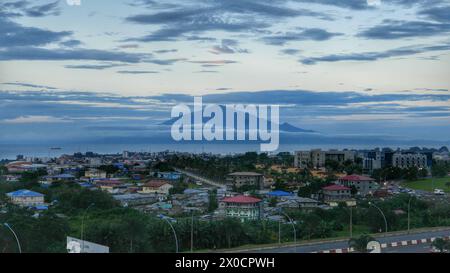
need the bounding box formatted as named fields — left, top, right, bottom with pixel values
left=221, top=195, right=262, bottom=204
left=339, top=175, right=375, bottom=182
left=228, top=172, right=263, bottom=176
left=7, top=189, right=44, bottom=197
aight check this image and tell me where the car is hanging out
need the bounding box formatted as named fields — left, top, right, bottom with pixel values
left=434, top=189, right=445, bottom=195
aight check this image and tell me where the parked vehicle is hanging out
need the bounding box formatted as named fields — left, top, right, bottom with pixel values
left=434, top=189, right=445, bottom=195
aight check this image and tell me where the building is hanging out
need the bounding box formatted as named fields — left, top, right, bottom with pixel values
left=220, top=195, right=262, bottom=221
left=6, top=189, right=45, bottom=207
left=392, top=152, right=427, bottom=169
left=226, top=172, right=264, bottom=189
left=337, top=175, right=378, bottom=196
left=85, top=169, right=107, bottom=179
left=5, top=161, right=47, bottom=173
left=139, top=180, right=173, bottom=195
left=322, top=185, right=351, bottom=202
left=294, top=149, right=356, bottom=169
left=96, top=180, right=125, bottom=194
left=154, top=172, right=182, bottom=181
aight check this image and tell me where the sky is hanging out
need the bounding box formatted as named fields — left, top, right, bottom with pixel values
left=0, top=0, right=449, bottom=149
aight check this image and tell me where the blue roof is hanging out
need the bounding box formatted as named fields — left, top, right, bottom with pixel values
left=53, top=174, right=75, bottom=178
left=267, top=190, right=293, bottom=197
left=34, top=205, right=49, bottom=210
left=7, top=189, right=44, bottom=197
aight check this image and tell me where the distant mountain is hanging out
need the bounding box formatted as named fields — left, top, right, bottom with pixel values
left=279, top=122, right=316, bottom=133
left=159, top=118, right=316, bottom=133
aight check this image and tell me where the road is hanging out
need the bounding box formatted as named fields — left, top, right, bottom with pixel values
left=174, top=168, right=227, bottom=189
left=234, top=228, right=450, bottom=253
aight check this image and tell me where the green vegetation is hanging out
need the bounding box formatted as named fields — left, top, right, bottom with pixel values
left=348, top=234, right=376, bottom=253
left=401, top=176, right=450, bottom=193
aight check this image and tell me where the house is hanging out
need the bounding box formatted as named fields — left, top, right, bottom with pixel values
left=139, top=180, right=173, bottom=195
left=337, top=175, right=378, bottom=196
left=6, top=189, right=45, bottom=207
left=226, top=172, right=264, bottom=190
left=154, top=172, right=182, bottom=181
left=3, top=175, right=21, bottom=182
left=96, top=180, right=125, bottom=194
left=6, top=161, right=47, bottom=173
left=45, top=173, right=76, bottom=183
left=85, top=169, right=107, bottom=179
left=220, top=195, right=262, bottom=221
left=322, top=185, right=352, bottom=202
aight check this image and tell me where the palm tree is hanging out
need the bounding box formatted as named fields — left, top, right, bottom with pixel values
left=348, top=234, right=376, bottom=253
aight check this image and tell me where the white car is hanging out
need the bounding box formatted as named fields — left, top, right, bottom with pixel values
left=434, top=189, right=445, bottom=195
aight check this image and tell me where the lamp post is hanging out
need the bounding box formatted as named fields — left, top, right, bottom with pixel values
left=190, top=211, right=194, bottom=253
left=369, top=202, right=388, bottom=233
left=80, top=203, right=95, bottom=253
left=3, top=223, right=22, bottom=253
left=159, top=214, right=179, bottom=253
left=407, top=196, right=413, bottom=234
left=278, top=209, right=296, bottom=252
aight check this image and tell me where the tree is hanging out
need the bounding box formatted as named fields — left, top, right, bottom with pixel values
left=208, top=189, right=218, bottom=212
left=431, top=238, right=450, bottom=253
left=348, top=234, right=376, bottom=253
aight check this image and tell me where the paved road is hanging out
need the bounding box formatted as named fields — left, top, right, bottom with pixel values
left=236, top=228, right=450, bottom=253
left=384, top=243, right=431, bottom=253
left=174, top=168, right=227, bottom=189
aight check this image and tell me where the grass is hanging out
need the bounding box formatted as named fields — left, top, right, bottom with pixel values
left=401, top=176, right=450, bottom=193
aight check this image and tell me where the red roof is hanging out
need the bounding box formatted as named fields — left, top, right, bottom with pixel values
left=221, top=195, right=262, bottom=204
left=322, top=184, right=351, bottom=191
left=143, top=180, right=169, bottom=188
left=339, top=175, right=375, bottom=182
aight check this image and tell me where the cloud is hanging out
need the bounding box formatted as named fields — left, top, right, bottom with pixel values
left=24, top=1, right=60, bottom=17
left=2, top=82, right=58, bottom=90
left=64, top=63, right=125, bottom=70
left=262, top=28, right=343, bottom=45
left=280, top=49, right=301, bottom=55
left=209, top=39, right=249, bottom=54
left=117, top=70, right=159, bottom=74
left=300, top=43, right=450, bottom=65
left=358, top=20, right=450, bottom=39
left=0, top=46, right=150, bottom=63
left=124, top=0, right=331, bottom=42
left=419, top=5, right=450, bottom=23
left=0, top=17, right=72, bottom=47
left=1, top=115, right=71, bottom=124
left=60, top=39, right=83, bottom=47
left=154, top=49, right=178, bottom=54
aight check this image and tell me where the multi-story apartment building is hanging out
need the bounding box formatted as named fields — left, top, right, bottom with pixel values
left=294, top=149, right=356, bottom=169
left=226, top=172, right=264, bottom=189
left=337, top=175, right=378, bottom=196
left=392, top=152, right=427, bottom=169
left=6, top=189, right=45, bottom=207
left=220, top=195, right=262, bottom=221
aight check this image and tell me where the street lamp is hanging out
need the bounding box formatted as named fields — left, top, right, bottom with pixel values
left=278, top=209, right=296, bottom=252
left=158, top=214, right=179, bottom=253
left=3, top=223, right=22, bottom=253
left=407, top=196, right=413, bottom=234
left=369, top=202, right=388, bottom=233
left=80, top=203, right=95, bottom=253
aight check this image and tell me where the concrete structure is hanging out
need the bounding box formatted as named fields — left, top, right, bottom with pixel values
left=6, top=189, right=45, bottom=207
left=220, top=195, right=262, bottom=221
left=392, top=152, right=427, bottom=169
left=294, top=149, right=356, bottom=169
left=337, top=175, right=378, bottom=196
left=322, top=185, right=351, bottom=202
left=139, top=180, right=173, bottom=195
left=226, top=172, right=264, bottom=190
left=85, top=169, right=107, bottom=179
